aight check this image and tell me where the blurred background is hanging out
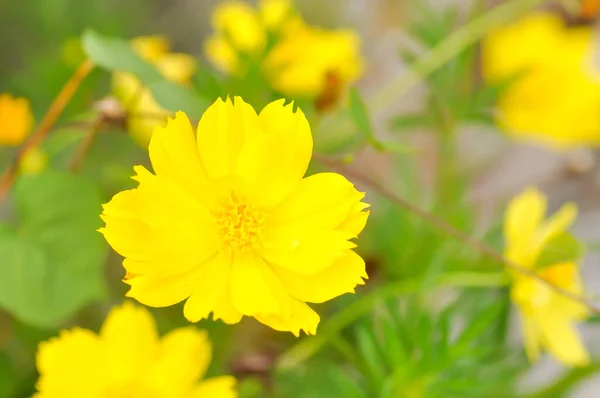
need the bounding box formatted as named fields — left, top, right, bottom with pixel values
left=2, top=0, right=600, bottom=397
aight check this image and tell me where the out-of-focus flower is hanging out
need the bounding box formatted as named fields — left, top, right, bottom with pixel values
left=482, top=12, right=600, bottom=150
left=264, top=20, right=363, bottom=101
left=204, top=0, right=363, bottom=106
left=0, top=93, right=34, bottom=146
left=504, top=187, right=589, bottom=366
left=34, top=302, right=237, bottom=398
left=18, top=147, right=47, bottom=175
left=100, top=97, right=369, bottom=336
left=112, top=36, right=196, bottom=148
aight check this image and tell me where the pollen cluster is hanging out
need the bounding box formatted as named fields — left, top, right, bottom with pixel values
left=216, top=192, right=265, bottom=250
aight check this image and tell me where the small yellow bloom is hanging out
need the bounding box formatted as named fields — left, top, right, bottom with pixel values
left=504, top=187, right=589, bottom=366
left=112, top=36, right=196, bottom=148
left=100, top=97, right=369, bottom=336
left=34, top=302, right=237, bottom=398
left=264, top=20, right=363, bottom=99
left=482, top=12, right=600, bottom=150
left=0, top=93, right=34, bottom=146
left=18, top=147, right=47, bottom=175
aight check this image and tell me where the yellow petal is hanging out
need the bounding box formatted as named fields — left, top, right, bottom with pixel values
left=537, top=311, right=589, bottom=366
left=191, top=376, right=238, bottom=398
left=537, top=202, right=578, bottom=247
left=131, top=35, right=171, bottom=63
left=260, top=229, right=356, bottom=274
left=0, top=93, right=34, bottom=146
left=146, top=328, right=213, bottom=395
left=100, top=302, right=159, bottom=386
left=196, top=97, right=262, bottom=180
left=240, top=99, right=312, bottom=207
left=255, top=298, right=320, bottom=337
left=212, top=1, right=266, bottom=53
left=126, top=89, right=171, bottom=148
left=124, top=263, right=204, bottom=308
left=204, top=36, right=241, bottom=74
left=504, top=186, right=546, bottom=250
left=519, top=312, right=541, bottom=363
left=35, top=328, right=106, bottom=396
left=267, top=172, right=365, bottom=231
left=259, top=0, right=292, bottom=31
left=184, top=251, right=243, bottom=324
left=155, top=53, right=197, bottom=84
left=230, top=251, right=291, bottom=317
left=148, top=111, right=211, bottom=203
left=274, top=249, right=367, bottom=303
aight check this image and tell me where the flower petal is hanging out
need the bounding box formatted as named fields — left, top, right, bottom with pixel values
left=100, top=302, right=159, bottom=386
left=537, top=311, right=589, bottom=366
left=191, top=376, right=237, bottom=398
left=35, top=328, right=105, bottom=395
left=255, top=299, right=320, bottom=337
left=241, top=99, right=312, bottom=207
left=230, top=251, right=291, bottom=317
left=147, top=328, right=213, bottom=395
left=148, top=112, right=210, bottom=203
left=196, top=97, right=263, bottom=180
left=184, top=251, right=243, bottom=324
left=537, top=202, right=578, bottom=247
left=504, top=187, right=546, bottom=250
left=274, top=250, right=367, bottom=303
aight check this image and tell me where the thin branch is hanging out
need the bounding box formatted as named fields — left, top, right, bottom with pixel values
left=313, top=153, right=600, bottom=314
left=68, top=114, right=105, bottom=172
left=0, top=59, right=95, bottom=206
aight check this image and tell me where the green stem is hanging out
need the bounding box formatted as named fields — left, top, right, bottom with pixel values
left=276, top=271, right=508, bottom=370
left=522, top=363, right=600, bottom=398
left=367, top=0, right=544, bottom=115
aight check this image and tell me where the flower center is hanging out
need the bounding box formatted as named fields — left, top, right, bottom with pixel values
left=216, top=192, right=265, bottom=250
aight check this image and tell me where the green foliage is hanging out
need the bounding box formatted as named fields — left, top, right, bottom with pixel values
left=535, top=233, right=585, bottom=269
left=0, top=171, right=106, bottom=327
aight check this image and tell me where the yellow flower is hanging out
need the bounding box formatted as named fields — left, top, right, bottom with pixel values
left=112, top=36, right=196, bottom=148
left=100, top=97, right=369, bottom=336
left=264, top=20, right=363, bottom=99
left=482, top=12, right=600, bottom=150
left=0, top=93, right=34, bottom=146
left=34, top=302, right=237, bottom=398
left=18, top=147, right=47, bottom=175
left=504, top=187, right=589, bottom=366
left=204, top=0, right=363, bottom=103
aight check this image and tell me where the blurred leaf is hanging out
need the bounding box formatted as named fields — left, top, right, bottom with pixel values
left=0, top=353, right=17, bottom=398
left=390, top=113, right=432, bottom=132
left=82, top=29, right=162, bottom=83
left=148, top=80, right=208, bottom=119
left=536, top=233, right=585, bottom=270
left=0, top=170, right=107, bottom=327
left=348, top=88, right=378, bottom=147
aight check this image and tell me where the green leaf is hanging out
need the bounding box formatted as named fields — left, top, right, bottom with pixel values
left=148, top=80, right=208, bottom=119
left=390, top=113, right=432, bottom=132
left=348, top=88, right=378, bottom=146
left=536, top=233, right=585, bottom=270
left=0, top=170, right=107, bottom=328
left=81, top=29, right=162, bottom=84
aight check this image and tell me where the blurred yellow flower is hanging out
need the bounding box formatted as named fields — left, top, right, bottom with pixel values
left=18, top=147, right=47, bottom=175
left=100, top=97, right=369, bottom=336
left=204, top=0, right=363, bottom=103
left=0, top=93, right=34, bottom=146
left=112, top=35, right=196, bottom=148
left=483, top=12, right=600, bottom=150
left=264, top=20, right=363, bottom=99
left=34, top=302, right=237, bottom=398
left=504, top=187, right=589, bottom=366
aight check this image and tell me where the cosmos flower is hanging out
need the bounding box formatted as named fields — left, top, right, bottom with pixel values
left=34, top=302, right=237, bottom=398
left=112, top=35, right=196, bottom=148
left=482, top=12, right=600, bottom=150
left=0, top=93, right=34, bottom=146
left=504, top=187, right=589, bottom=366
left=100, top=96, right=369, bottom=336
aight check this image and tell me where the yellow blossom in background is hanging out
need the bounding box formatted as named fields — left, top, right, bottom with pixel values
left=100, top=97, right=369, bottom=336
left=0, top=93, right=34, bottom=146
left=112, top=35, right=196, bottom=148
left=504, top=187, right=589, bottom=366
left=18, top=147, right=47, bottom=175
left=482, top=12, right=600, bottom=150
left=264, top=19, right=363, bottom=99
left=34, top=302, right=237, bottom=398
left=204, top=0, right=363, bottom=104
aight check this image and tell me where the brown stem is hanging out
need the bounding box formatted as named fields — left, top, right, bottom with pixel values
left=313, top=153, right=600, bottom=314
left=0, top=60, right=95, bottom=205
left=69, top=114, right=105, bottom=172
